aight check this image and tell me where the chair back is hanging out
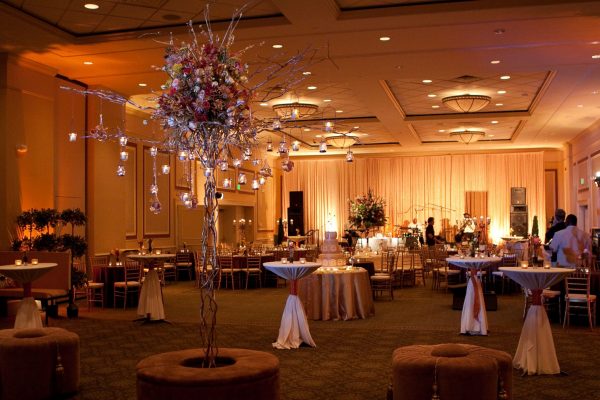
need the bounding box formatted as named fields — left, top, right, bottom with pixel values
left=565, top=268, right=591, bottom=298
left=90, top=254, right=110, bottom=267
left=218, top=255, right=233, bottom=271
left=246, top=255, right=261, bottom=270
left=501, top=253, right=518, bottom=267
left=381, top=250, right=396, bottom=273
left=123, top=260, right=141, bottom=283
left=176, top=252, right=192, bottom=264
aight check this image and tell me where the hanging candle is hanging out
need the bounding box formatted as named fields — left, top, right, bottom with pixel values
left=346, top=149, right=354, bottom=162
left=233, top=158, right=242, bottom=168
left=120, top=151, right=129, bottom=161
left=238, top=172, right=247, bottom=184
left=119, top=136, right=128, bottom=146
left=150, top=184, right=158, bottom=194
left=149, top=195, right=162, bottom=214
left=259, top=176, right=266, bottom=185
left=325, top=121, right=334, bottom=132
left=278, top=139, right=288, bottom=154
left=251, top=177, right=260, bottom=190
left=242, top=152, right=251, bottom=161
left=319, top=140, right=327, bottom=153
left=180, top=192, right=190, bottom=202
left=266, top=139, right=273, bottom=152
left=150, top=146, right=158, bottom=157
left=161, top=164, right=170, bottom=174
left=223, top=178, right=232, bottom=189
left=116, top=165, right=126, bottom=176
left=178, top=150, right=188, bottom=160
left=68, top=132, right=77, bottom=142
left=291, top=141, right=300, bottom=151
left=272, top=119, right=282, bottom=130
left=252, top=158, right=261, bottom=166
left=219, top=161, right=229, bottom=171
left=204, top=167, right=213, bottom=177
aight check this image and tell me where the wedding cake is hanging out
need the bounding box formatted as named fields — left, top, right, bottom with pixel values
left=318, top=231, right=347, bottom=264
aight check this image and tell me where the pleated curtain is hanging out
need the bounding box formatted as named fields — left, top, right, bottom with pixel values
left=282, top=152, right=546, bottom=243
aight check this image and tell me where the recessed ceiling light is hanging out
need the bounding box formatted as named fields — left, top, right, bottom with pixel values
left=428, top=94, right=437, bottom=98
left=577, top=104, right=583, bottom=108
left=593, top=90, right=599, bottom=95
left=497, top=90, right=507, bottom=94
left=592, top=54, right=600, bottom=59
left=490, top=60, right=501, bottom=64
left=323, top=99, right=331, bottom=102
left=315, top=134, right=322, bottom=138
left=272, top=44, right=283, bottom=49
left=432, top=105, right=440, bottom=109
left=336, top=110, right=343, bottom=113
left=84, top=3, right=99, bottom=10
left=302, top=71, right=311, bottom=75
left=488, top=134, right=495, bottom=137
left=259, top=102, right=268, bottom=106
left=353, top=126, right=359, bottom=129
left=491, top=120, right=499, bottom=124
left=422, top=79, right=433, bottom=84
left=438, top=129, right=446, bottom=133
left=591, top=41, right=600, bottom=45
left=307, top=85, right=317, bottom=90
left=379, top=36, right=391, bottom=41
left=304, top=128, right=311, bottom=132
left=138, top=83, right=147, bottom=87
left=500, top=75, right=511, bottom=80
left=495, top=103, right=504, bottom=106
left=83, top=61, right=93, bottom=65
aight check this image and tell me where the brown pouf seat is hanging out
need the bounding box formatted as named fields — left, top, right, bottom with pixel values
left=0, top=327, right=80, bottom=400
left=136, top=348, right=280, bottom=400
left=391, top=344, right=512, bottom=400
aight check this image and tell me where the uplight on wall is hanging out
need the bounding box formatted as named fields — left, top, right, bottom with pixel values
left=15, top=144, right=28, bottom=154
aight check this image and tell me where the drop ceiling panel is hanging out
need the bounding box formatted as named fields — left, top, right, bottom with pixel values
left=387, top=72, right=549, bottom=116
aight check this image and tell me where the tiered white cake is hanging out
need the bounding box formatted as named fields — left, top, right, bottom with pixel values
left=318, top=231, right=347, bottom=265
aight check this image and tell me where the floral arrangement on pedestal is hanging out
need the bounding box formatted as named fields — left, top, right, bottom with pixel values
left=348, top=190, right=387, bottom=235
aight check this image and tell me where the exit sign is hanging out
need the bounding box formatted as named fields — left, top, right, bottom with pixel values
left=237, top=184, right=241, bottom=190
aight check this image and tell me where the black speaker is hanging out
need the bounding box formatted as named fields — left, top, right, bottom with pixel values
left=290, top=191, right=303, bottom=210
left=510, top=205, right=527, bottom=213
left=511, top=187, right=526, bottom=205
left=287, top=208, right=304, bottom=236
left=510, top=212, right=528, bottom=237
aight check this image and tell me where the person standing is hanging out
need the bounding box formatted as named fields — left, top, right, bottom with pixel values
left=425, top=217, right=437, bottom=247
left=544, top=208, right=566, bottom=244
left=549, top=214, right=591, bottom=268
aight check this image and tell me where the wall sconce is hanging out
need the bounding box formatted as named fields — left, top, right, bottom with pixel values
left=15, top=144, right=28, bottom=155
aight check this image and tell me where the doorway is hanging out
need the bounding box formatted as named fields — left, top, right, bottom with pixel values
left=578, top=204, right=588, bottom=233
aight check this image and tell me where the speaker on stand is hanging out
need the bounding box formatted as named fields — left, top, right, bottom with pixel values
left=287, top=191, right=304, bottom=236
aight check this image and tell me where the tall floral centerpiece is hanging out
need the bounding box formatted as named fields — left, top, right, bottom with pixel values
left=348, top=190, right=387, bottom=237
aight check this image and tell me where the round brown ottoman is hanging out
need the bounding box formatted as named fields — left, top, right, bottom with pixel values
left=0, top=327, right=80, bottom=400
left=391, top=344, right=512, bottom=400
left=136, top=348, right=280, bottom=400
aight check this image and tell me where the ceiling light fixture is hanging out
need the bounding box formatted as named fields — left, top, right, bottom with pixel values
left=592, top=54, right=600, bottom=59
left=307, top=86, right=317, bottom=90
left=272, top=102, right=318, bottom=120
left=272, top=44, right=283, bottom=49
left=442, top=94, right=491, bottom=112
left=83, top=61, right=93, bottom=65
left=84, top=3, right=99, bottom=10
left=259, top=102, right=268, bottom=106
left=497, top=90, right=507, bottom=94
left=379, top=36, right=391, bottom=41
left=138, top=83, right=147, bottom=87
left=302, top=71, right=311, bottom=75
left=335, top=110, right=343, bottom=113
left=491, top=120, right=499, bottom=124
left=432, top=105, right=440, bottom=109
left=422, top=79, right=433, bottom=84
left=450, top=130, right=485, bottom=144
left=500, top=75, right=511, bottom=80
left=323, top=99, right=332, bottom=102
left=490, top=60, right=501, bottom=64
left=428, top=94, right=437, bottom=98
left=325, top=134, right=358, bottom=148
left=495, top=103, right=504, bottom=106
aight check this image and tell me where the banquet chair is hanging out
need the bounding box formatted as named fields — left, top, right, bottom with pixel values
left=162, top=261, right=177, bottom=282
left=492, top=253, right=517, bottom=294
left=175, top=252, right=194, bottom=281
left=395, top=250, right=415, bottom=288
left=114, top=260, right=141, bottom=309
left=563, top=268, right=596, bottom=330
left=84, top=255, right=109, bottom=310
left=431, top=253, right=460, bottom=291
left=411, top=249, right=426, bottom=286
left=219, top=255, right=239, bottom=290
left=370, top=251, right=396, bottom=300
left=244, top=255, right=262, bottom=289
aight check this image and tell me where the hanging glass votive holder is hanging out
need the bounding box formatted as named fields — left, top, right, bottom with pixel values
left=219, top=161, right=229, bottom=171
left=119, top=136, right=128, bottom=146
left=346, top=149, right=354, bottom=162
left=150, top=146, right=158, bottom=157
left=266, top=140, right=273, bottom=152
left=120, top=151, right=129, bottom=161
left=251, top=176, right=260, bottom=190
left=242, top=152, right=251, bottom=161
left=178, top=150, right=187, bottom=160
left=161, top=164, right=170, bottom=174
left=204, top=167, right=213, bottom=177
left=233, top=159, right=242, bottom=168
left=259, top=176, right=266, bottom=185
left=238, top=172, right=247, bottom=184
left=319, top=140, right=327, bottom=153
left=180, top=192, right=190, bottom=202
left=150, top=184, right=158, bottom=194
left=291, top=141, right=300, bottom=151
left=116, top=165, right=126, bottom=176
left=68, top=132, right=77, bottom=142
left=223, top=178, right=232, bottom=189
left=252, top=158, right=261, bottom=166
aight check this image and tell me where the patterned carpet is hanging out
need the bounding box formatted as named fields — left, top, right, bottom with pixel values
left=2, top=281, right=600, bottom=399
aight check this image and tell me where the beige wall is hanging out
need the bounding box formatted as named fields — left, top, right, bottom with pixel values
left=543, top=148, right=567, bottom=225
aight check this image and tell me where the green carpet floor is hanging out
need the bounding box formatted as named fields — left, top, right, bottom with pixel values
left=2, top=281, right=600, bottom=399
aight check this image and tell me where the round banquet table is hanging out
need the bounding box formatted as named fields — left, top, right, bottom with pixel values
left=262, top=261, right=321, bottom=349
left=127, top=253, right=175, bottom=321
left=353, top=254, right=383, bottom=272
left=0, top=263, right=56, bottom=329
left=298, top=267, right=374, bottom=321
left=286, top=236, right=308, bottom=246
left=499, top=266, right=575, bottom=375
left=447, top=256, right=501, bottom=335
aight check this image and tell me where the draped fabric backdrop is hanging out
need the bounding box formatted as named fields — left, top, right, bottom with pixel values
left=282, top=152, right=546, bottom=244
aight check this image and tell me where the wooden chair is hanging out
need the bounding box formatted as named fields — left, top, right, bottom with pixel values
left=175, top=252, right=194, bottom=281
left=162, top=260, right=177, bottom=282
left=431, top=251, right=459, bottom=291
left=370, top=251, right=396, bottom=300
left=492, top=253, right=517, bottom=294
left=564, top=268, right=597, bottom=330
left=395, top=250, right=415, bottom=288
left=84, top=255, right=108, bottom=310
left=219, top=255, right=238, bottom=289
left=244, top=255, right=262, bottom=289
left=114, top=260, right=141, bottom=309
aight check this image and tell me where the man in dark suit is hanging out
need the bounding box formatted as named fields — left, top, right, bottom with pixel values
left=545, top=208, right=566, bottom=244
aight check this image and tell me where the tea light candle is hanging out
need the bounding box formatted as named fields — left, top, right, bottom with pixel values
left=299, top=258, right=306, bottom=264
left=520, top=261, right=529, bottom=269
left=543, top=261, right=551, bottom=269
left=31, top=259, right=38, bottom=265
left=281, top=258, right=287, bottom=264
left=14, top=259, right=22, bottom=266
left=155, top=249, right=162, bottom=255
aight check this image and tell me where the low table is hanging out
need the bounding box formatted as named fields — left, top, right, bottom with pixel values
left=127, top=253, right=175, bottom=322
left=500, top=266, right=574, bottom=375
left=447, top=256, right=501, bottom=335
left=262, top=261, right=320, bottom=349
left=0, top=263, right=56, bottom=329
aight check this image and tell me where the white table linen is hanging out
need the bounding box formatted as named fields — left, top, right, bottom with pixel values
left=127, top=254, right=174, bottom=321
left=499, top=266, right=574, bottom=375
left=0, top=263, right=56, bottom=329
left=447, top=256, right=501, bottom=335
left=263, top=261, right=320, bottom=349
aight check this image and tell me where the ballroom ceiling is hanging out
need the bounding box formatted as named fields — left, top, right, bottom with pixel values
left=1, top=0, right=600, bottom=156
